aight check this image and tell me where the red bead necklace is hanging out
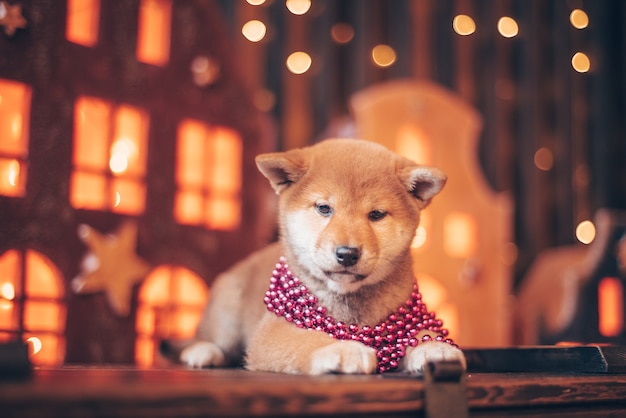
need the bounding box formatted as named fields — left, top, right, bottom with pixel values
left=264, top=258, right=458, bottom=373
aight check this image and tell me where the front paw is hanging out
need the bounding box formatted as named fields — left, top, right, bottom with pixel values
left=180, top=341, right=226, bottom=368
left=310, top=341, right=377, bottom=375
left=404, top=341, right=466, bottom=375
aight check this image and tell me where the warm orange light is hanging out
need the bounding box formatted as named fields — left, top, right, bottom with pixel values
left=112, top=106, right=148, bottom=177
left=576, top=220, right=596, bottom=244
left=71, top=97, right=148, bottom=214
left=0, top=79, right=31, bottom=198
left=70, top=172, right=107, bottom=210
left=25, top=333, right=63, bottom=365
left=371, top=44, right=396, bottom=67
left=242, top=20, right=266, bottom=42
left=286, top=51, right=312, bottom=74
left=66, top=0, right=100, bottom=46
left=136, top=0, right=172, bottom=66
left=73, top=96, right=110, bottom=170
left=570, top=9, right=589, bottom=29
left=135, top=266, right=209, bottom=366
left=175, top=120, right=242, bottom=230
left=208, top=127, right=242, bottom=194
left=25, top=251, right=63, bottom=299
left=395, top=124, right=432, bottom=165
left=286, top=0, right=311, bottom=15
left=206, top=196, right=240, bottom=231
left=497, top=16, right=519, bottom=38
left=453, top=14, right=476, bottom=36
left=598, top=277, right=623, bottom=337
left=0, top=158, right=26, bottom=197
left=572, top=52, right=591, bottom=73
left=444, top=212, right=478, bottom=258
left=331, top=23, right=354, bottom=44
left=111, top=177, right=145, bottom=215
left=24, top=301, right=64, bottom=331
left=1, top=283, right=15, bottom=300
left=26, top=336, right=42, bottom=355
left=176, top=120, right=206, bottom=188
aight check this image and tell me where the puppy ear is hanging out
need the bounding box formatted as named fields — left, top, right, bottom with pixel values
left=255, top=150, right=308, bottom=194
left=399, top=166, right=447, bottom=207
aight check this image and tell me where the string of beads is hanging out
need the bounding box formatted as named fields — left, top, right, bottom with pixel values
left=264, top=258, right=458, bottom=373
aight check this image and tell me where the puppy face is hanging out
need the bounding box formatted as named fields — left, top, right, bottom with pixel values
left=256, top=139, right=446, bottom=294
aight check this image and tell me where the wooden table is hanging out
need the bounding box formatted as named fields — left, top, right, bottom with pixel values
left=2, top=366, right=626, bottom=417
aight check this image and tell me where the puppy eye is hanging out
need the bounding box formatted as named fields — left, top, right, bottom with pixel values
left=368, top=210, right=387, bottom=221
left=315, top=204, right=333, bottom=216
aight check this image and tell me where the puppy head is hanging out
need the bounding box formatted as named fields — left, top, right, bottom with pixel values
left=256, top=139, right=446, bottom=294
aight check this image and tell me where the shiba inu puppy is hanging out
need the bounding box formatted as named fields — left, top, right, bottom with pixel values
left=180, top=139, right=465, bottom=374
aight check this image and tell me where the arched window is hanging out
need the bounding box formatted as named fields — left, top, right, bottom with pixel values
left=135, top=265, right=209, bottom=366
left=0, top=250, right=66, bottom=365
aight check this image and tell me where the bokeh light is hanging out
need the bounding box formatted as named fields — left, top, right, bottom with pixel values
left=572, top=52, right=591, bottom=73
left=453, top=15, right=476, bottom=36
left=286, top=0, right=311, bottom=15
left=570, top=9, right=589, bottom=29
left=242, top=20, right=266, bottom=42
left=497, top=16, right=519, bottom=38
left=576, top=220, right=596, bottom=244
left=371, top=44, right=396, bottom=67
left=286, top=51, right=312, bottom=74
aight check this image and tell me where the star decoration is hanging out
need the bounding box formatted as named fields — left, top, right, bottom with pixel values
left=0, top=1, right=27, bottom=37
left=72, top=221, right=152, bottom=317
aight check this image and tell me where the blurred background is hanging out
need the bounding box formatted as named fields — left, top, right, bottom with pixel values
left=0, top=0, right=625, bottom=366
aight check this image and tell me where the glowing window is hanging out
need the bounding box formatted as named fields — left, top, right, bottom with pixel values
left=66, top=0, right=100, bottom=46
left=0, top=249, right=66, bottom=366
left=135, top=265, right=209, bottom=366
left=444, top=212, right=478, bottom=258
left=136, top=0, right=172, bottom=66
left=175, top=119, right=243, bottom=230
left=70, top=96, right=149, bottom=215
left=598, top=277, right=623, bottom=337
left=0, top=79, right=31, bottom=198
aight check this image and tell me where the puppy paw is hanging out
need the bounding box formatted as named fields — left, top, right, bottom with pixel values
left=180, top=341, right=226, bottom=368
left=310, top=341, right=377, bottom=375
left=404, top=341, right=466, bottom=375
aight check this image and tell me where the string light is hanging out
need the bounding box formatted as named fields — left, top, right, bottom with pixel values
left=453, top=15, right=476, bottom=36
left=497, top=16, right=518, bottom=38
left=246, top=0, right=266, bottom=5
left=572, top=52, right=590, bottom=73
left=371, top=44, right=396, bottom=67
left=286, top=51, right=312, bottom=74
left=242, top=19, right=266, bottom=42
left=570, top=9, right=589, bottom=29
left=576, top=220, right=596, bottom=244
left=286, top=0, right=311, bottom=15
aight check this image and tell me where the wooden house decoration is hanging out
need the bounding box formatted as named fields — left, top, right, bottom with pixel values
left=516, top=209, right=626, bottom=345
left=350, top=80, right=514, bottom=347
left=0, top=0, right=274, bottom=366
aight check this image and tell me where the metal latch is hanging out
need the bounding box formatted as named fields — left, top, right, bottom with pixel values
left=424, top=360, right=468, bottom=418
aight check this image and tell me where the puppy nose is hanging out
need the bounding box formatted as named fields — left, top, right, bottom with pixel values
left=335, top=246, right=360, bottom=267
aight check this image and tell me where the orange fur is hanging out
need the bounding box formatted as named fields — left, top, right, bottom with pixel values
left=180, top=139, right=465, bottom=374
